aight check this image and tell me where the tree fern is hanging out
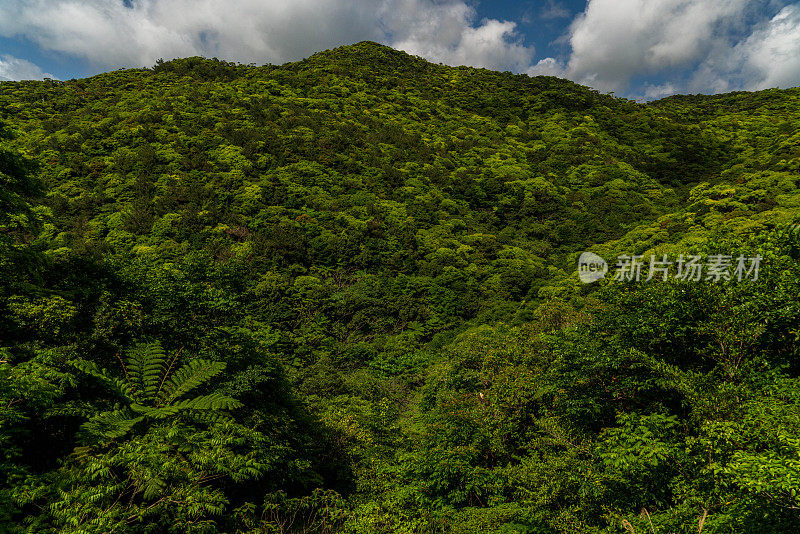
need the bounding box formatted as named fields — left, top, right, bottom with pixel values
left=73, top=342, right=239, bottom=442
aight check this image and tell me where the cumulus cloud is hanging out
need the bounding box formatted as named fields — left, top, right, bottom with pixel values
left=641, top=82, right=678, bottom=100
left=527, top=0, right=800, bottom=97
left=384, top=0, right=533, bottom=71
left=0, top=54, right=55, bottom=81
left=0, top=0, right=376, bottom=66
left=526, top=56, right=566, bottom=77
left=562, top=0, right=751, bottom=92
left=0, top=0, right=532, bottom=72
left=740, top=4, right=800, bottom=88
left=692, top=4, right=800, bottom=91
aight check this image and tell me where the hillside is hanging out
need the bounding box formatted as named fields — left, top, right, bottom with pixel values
left=1, top=42, right=799, bottom=533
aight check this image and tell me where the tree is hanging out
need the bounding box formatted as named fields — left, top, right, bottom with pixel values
left=73, top=342, right=241, bottom=441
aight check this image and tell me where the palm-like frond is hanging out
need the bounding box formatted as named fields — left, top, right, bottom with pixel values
left=130, top=403, right=180, bottom=420
left=79, top=408, right=144, bottom=441
left=126, top=342, right=167, bottom=401
left=173, top=392, right=242, bottom=411
left=160, top=359, right=227, bottom=405
left=72, top=359, right=135, bottom=401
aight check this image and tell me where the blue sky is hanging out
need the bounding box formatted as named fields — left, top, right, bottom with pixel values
left=0, top=1, right=798, bottom=100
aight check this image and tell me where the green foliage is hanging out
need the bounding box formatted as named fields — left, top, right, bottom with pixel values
left=1, top=42, right=800, bottom=532
left=74, top=342, right=241, bottom=441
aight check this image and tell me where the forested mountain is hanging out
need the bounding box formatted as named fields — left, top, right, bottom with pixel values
left=1, top=41, right=799, bottom=533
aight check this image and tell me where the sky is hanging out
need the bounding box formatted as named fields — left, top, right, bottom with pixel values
left=0, top=0, right=798, bottom=100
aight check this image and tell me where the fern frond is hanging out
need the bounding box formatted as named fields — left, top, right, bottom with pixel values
left=154, top=347, right=182, bottom=403
left=79, top=408, right=143, bottom=441
left=173, top=393, right=243, bottom=411
left=72, top=359, right=136, bottom=401
left=161, top=359, right=226, bottom=404
left=142, top=344, right=166, bottom=400
left=126, top=342, right=167, bottom=400
left=125, top=343, right=146, bottom=395
left=131, top=403, right=181, bottom=420
left=132, top=393, right=240, bottom=421
left=72, top=358, right=110, bottom=382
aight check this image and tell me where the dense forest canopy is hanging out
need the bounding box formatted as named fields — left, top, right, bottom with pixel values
left=1, top=41, right=799, bottom=533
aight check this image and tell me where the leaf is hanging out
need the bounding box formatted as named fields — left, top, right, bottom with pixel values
left=72, top=359, right=135, bottom=401
left=161, top=359, right=226, bottom=405
left=80, top=409, right=143, bottom=441
left=173, top=392, right=243, bottom=411
left=126, top=342, right=167, bottom=401
left=141, top=476, right=166, bottom=501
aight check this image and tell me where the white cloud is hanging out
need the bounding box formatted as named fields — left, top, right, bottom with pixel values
left=0, top=0, right=532, bottom=72
left=740, top=4, right=800, bottom=88
left=531, top=0, right=800, bottom=97
left=641, top=82, right=678, bottom=100
left=0, top=0, right=377, bottom=66
left=385, top=0, right=534, bottom=71
left=541, top=0, right=570, bottom=20
left=526, top=56, right=566, bottom=77
left=0, top=54, right=55, bottom=81
left=692, top=4, right=800, bottom=91
left=562, top=0, right=751, bottom=93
